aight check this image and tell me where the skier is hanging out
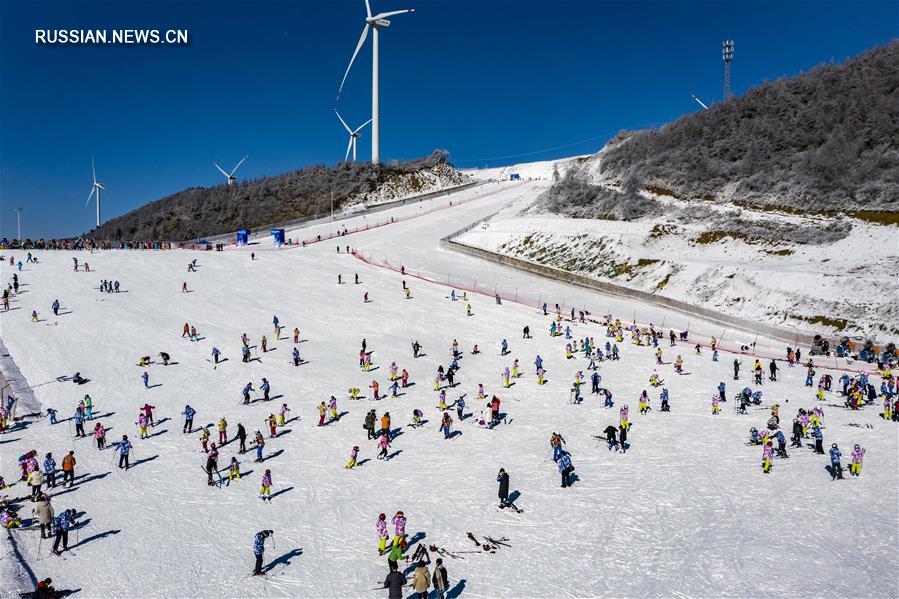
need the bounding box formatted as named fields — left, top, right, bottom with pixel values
left=260, top=469, right=272, bottom=500
left=61, top=451, right=76, bottom=487
left=456, top=396, right=465, bottom=421
left=260, top=378, right=271, bottom=401
left=51, top=299, right=59, bottom=316
left=236, top=422, right=247, bottom=453
left=829, top=443, right=843, bottom=480
left=329, top=396, right=339, bottom=421
left=292, top=347, right=301, bottom=366
left=558, top=451, right=574, bottom=487
left=51, top=509, right=77, bottom=555
left=252, top=530, right=273, bottom=575
left=762, top=441, right=773, bottom=474
left=377, top=433, right=391, bottom=460
left=136, top=413, right=149, bottom=439
left=278, top=403, right=290, bottom=426
left=850, top=444, right=865, bottom=477
left=211, top=347, right=221, bottom=364
left=33, top=495, right=54, bottom=539
left=228, top=456, right=241, bottom=480
left=43, top=453, right=57, bottom=488
left=391, top=511, right=407, bottom=548
left=441, top=412, right=454, bottom=439
left=142, top=371, right=150, bottom=389
left=117, top=435, right=132, bottom=469
left=242, top=382, right=254, bottom=405
left=733, top=359, right=741, bottom=380
left=182, top=404, right=196, bottom=433
left=497, top=468, right=510, bottom=508
left=603, top=424, right=618, bottom=451
left=254, top=431, right=265, bottom=462
left=218, top=417, right=228, bottom=444
left=266, top=414, right=277, bottom=437
left=365, top=410, right=376, bottom=440
left=206, top=444, right=219, bottom=486
left=812, top=425, right=824, bottom=454
left=620, top=405, right=630, bottom=431
left=376, top=513, right=390, bottom=553
left=73, top=406, right=86, bottom=437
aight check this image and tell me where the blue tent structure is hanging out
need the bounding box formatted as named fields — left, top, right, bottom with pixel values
left=270, top=229, right=285, bottom=246
left=509, top=173, right=521, bottom=181
left=236, top=229, right=251, bottom=246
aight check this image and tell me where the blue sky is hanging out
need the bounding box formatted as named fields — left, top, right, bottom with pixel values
left=1, top=0, right=895, bottom=239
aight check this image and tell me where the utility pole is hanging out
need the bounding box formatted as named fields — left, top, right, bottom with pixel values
left=722, top=40, right=734, bottom=101
left=15, top=207, right=23, bottom=240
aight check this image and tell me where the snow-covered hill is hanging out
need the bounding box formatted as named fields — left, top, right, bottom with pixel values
left=456, top=157, right=899, bottom=340
left=0, top=187, right=896, bottom=598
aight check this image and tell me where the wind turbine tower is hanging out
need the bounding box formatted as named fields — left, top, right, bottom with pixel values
left=337, top=0, right=415, bottom=164
left=86, top=157, right=106, bottom=228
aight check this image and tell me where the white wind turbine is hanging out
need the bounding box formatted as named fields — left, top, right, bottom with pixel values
left=86, top=157, right=105, bottom=228
left=335, top=109, right=373, bottom=162
left=336, top=0, right=415, bottom=164
left=213, top=155, right=248, bottom=186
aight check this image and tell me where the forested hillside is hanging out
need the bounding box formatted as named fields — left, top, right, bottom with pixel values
left=543, top=42, right=899, bottom=220
left=88, top=152, right=467, bottom=241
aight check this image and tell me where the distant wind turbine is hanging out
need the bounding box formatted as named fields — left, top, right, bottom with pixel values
left=691, top=94, right=709, bottom=110
left=86, top=157, right=105, bottom=228
left=335, top=109, right=373, bottom=162
left=336, top=0, right=415, bottom=164
left=213, top=156, right=248, bottom=186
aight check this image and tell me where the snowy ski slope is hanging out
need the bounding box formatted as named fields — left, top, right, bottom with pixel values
left=1, top=181, right=897, bottom=598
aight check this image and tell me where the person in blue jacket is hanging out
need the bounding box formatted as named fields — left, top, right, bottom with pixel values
left=829, top=443, right=843, bottom=479
left=500, top=339, right=508, bottom=356
left=812, top=425, right=824, bottom=454
left=558, top=451, right=574, bottom=488
left=43, top=453, right=57, bottom=488
left=51, top=299, right=60, bottom=316
left=242, top=382, right=254, bottom=405
left=182, top=404, right=196, bottom=433
left=253, top=530, right=273, bottom=575
left=534, top=355, right=543, bottom=370
left=73, top=407, right=86, bottom=437
left=52, top=509, right=77, bottom=555
left=117, top=435, right=132, bottom=469
left=260, top=378, right=270, bottom=401
left=211, top=347, right=221, bottom=364
left=142, top=371, right=149, bottom=389
left=456, top=396, right=465, bottom=421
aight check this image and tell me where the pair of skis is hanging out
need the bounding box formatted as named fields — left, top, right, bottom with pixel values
left=466, top=532, right=511, bottom=552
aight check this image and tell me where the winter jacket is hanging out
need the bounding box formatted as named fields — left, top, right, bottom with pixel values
left=53, top=511, right=73, bottom=532
left=603, top=425, right=617, bottom=442
left=412, top=567, right=431, bottom=592
left=183, top=406, right=195, bottom=419
left=254, top=532, right=267, bottom=555
left=558, top=453, right=572, bottom=472
left=376, top=518, right=388, bottom=539
left=43, top=457, right=56, bottom=474
left=432, top=564, right=448, bottom=591
left=829, top=447, right=841, bottom=464
left=497, top=472, right=509, bottom=499
left=384, top=571, right=407, bottom=599
left=62, top=454, right=76, bottom=471
left=392, top=515, right=406, bottom=536
left=119, top=440, right=132, bottom=455
left=851, top=448, right=865, bottom=463
left=33, top=500, right=54, bottom=525
left=27, top=470, right=44, bottom=487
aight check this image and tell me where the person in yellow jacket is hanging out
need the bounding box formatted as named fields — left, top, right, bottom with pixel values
left=217, top=417, right=228, bottom=444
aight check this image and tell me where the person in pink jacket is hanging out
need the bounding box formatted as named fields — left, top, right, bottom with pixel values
left=377, top=434, right=391, bottom=460
left=94, top=423, right=107, bottom=449
left=711, top=394, right=720, bottom=415
left=762, top=441, right=774, bottom=473
left=376, top=513, right=390, bottom=553
left=850, top=444, right=865, bottom=476
left=391, top=511, right=406, bottom=548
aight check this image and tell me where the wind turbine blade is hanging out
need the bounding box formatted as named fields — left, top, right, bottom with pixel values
left=92, top=156, right=97, bottom=184
left=337, top=24, right=370, bottom=102
left=335, top=110, right=353, bottom=134
left=364, top=0, right=372, bottom=18
left=213, top=162, right=230, bottom=177
left=96, top=183, right=106, bottom=190
left=230, top=155, right=248, bottom=176
left=86, top=186, right=96, bottom=207
left=372, top=9, right=414, bottom=19
left=345, top=137, right=354, bottom=162
left=353, top=118, right=373, bottom=134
